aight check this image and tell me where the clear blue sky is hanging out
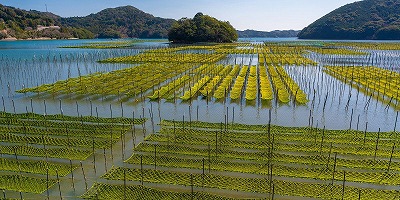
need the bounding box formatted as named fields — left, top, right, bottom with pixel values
left=2, top=0, right=358, bottom=31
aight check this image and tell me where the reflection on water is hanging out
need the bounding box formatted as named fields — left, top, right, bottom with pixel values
left=0, top=39, right=399, bottom=133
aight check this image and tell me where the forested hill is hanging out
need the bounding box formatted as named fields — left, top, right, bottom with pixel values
left=61, top=6, right=176, bottom=38
left=0, top=4, right=175, bottom=39
left=237, top=29, right=300, bottom=38
left=0, top=4, right=94, bottom=39
left=298, top=0, right=400, bottom=40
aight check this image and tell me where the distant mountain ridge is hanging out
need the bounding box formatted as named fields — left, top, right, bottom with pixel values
left=298, top=0, right=400, bottom=40
left=237, top=29, right=300, bottom=38
left=1, top=4, right=301, bottom=40
left=0, top=4, right=175, bottom=39
left=60, top=6, right=175, bottom=38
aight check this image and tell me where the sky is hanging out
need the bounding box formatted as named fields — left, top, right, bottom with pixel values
left=2, top=0, right=359, bottom=31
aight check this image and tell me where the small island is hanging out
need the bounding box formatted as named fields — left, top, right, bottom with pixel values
left=168, top=12, right=238, bottom=43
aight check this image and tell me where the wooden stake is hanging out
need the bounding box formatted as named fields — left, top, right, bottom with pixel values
left=80, top=161, right=88, bottom=191
left=11, top=99, right=15, bottom=114
left=332, top=152, right=337, bottom=184
left=190, top=173, right=194, bottom=199
left=388, top=142, right=395, bottom=172
left=103, top=148, right=107, bottom=173
left=2, top=96, right=5, bottom=112
left=31, top=98, right=33, bottom=113
left=196, top=105, right=199, bottom=121
left=374, top=128, right=380, bottom=161
left=124, top=168, right=127, bottom=200
left=56, top=170, right=62, bottom=200
left=202, top=158, right=205, bottom=175
left=154, top=143, right=157, bottom=169
left=320, top=126, right=326, bottom=155
left=46, top=168, right=49, bottom=200
left=271, top=183, right=275, bottom=200
left=140, top=154, right=143, bottom=185
left=349, top=109, right=354, bottom=130
left=363, top=122, right=368, bottom=145
left=395, top=111, right=399, bottom=132
left=208, top=144, right=211, bottom=173
left=341, top=171, right=346, bottom=200
left=70, top=159, right=75, bottom=191
left=92, top=138, right=96, bottom=174
left=326, top=142, right=333, bottom=169
left=90, top=100, right=93, bottom=116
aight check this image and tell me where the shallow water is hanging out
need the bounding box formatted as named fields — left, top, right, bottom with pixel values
left=0, top=39, right=398, bottom=133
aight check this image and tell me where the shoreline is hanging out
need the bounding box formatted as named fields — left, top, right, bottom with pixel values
left=0, top=37, right=80, bottom=41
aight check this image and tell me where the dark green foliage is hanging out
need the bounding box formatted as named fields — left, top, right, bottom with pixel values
left=0, top=4, right=94, bottom=39
left=60, top=6, right=175, bottom=39
left=298, top=0, right=400, bottom=40
left=168, top=12, right=238, bottom=43
left=375, top=25, right=400, bottom=40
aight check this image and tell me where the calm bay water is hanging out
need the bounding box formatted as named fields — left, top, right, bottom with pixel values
left=0, top=38, right=398, bottom=132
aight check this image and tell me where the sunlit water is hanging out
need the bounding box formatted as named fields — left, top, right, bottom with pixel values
left=0, top=39, right=399, bottom=133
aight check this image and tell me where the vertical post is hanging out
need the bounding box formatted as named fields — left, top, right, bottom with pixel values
left=226, top=106, right=229, bottom=129
left=110, top=104, right=113, bottom=119
left=76, top=101, right=79, bottom=116
left=320, top=126, right=326, bottom=155
left=395, top=111, right=399, bottom=132
left=208, top=144, right=211, bottom=173
left=349, top=109, right=354, bottom=130
left=132, top=111, right=136, bottom=148
left=271, top=183, right=275, bottom=200
left=46, top=168, right=49, bottom=200
left=56, top=170, right=62, bottom=200
left=374, top=128, right=380, bottom=161
left=190, top=173, right=194, bottom=200
left=124, top=168, right=127, bottom=200
left=202, top=158, right=205, bottom=175
left=154, top=143, right=157, bottom=169
left=70, top=159, right=75, bottom=191
left=326, top=142, right=333, bottom=169
left=12, top=99, right=15, bottom=114
left=332, top=152, right=337, bottom=185
left=103, top=148, right=107, bottom=173
left=232, top=107, right=235, bottom=124
left=363, top=122, right=368, bottom=145
left=31, top=98, right=33, bottom=113
left=314, top=121, right=319, bottom=144
left=81, top=161, right=88, bottom=191
left=387, top=143, right=396, bottom=172
left=189, top=105, right=192, bottom=125
left=140, top=155, right=143, bottom=185
left=121, top=102, right=124, bottom=118
left=90, top=100, right=93, bottom=116
left=92, top=138, right=96, bottom=174
left=183, top=115, right=185, bottom=130
left=2, top=96, right=6, bottom=112
left=341, top=171, right=346, bottom=200
left=196, top=105, right=199, bottom=121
